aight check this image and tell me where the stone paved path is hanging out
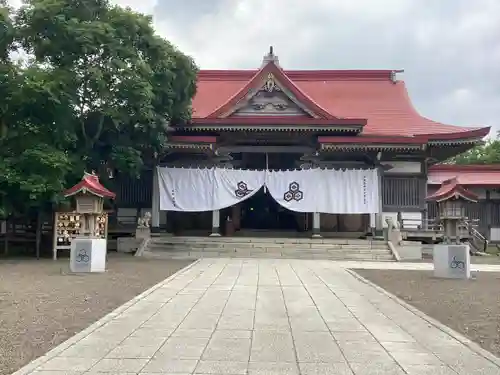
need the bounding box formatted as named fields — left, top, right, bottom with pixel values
left=19, top=259, right=500, bottom=375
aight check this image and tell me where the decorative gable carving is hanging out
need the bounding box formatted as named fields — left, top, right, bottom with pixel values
left=208, top=48, right=336, bottom=120
left=232, top=90, right=309, bottom=117
left=229, top=73, right=314, bottom=118
left=263, top=73, right=280, bottom=93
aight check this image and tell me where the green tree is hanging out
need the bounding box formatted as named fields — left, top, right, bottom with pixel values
left=0, top=65, right=75, bottom=217
left=0, top=0, right=18, bottom=216
left=2, top=0, right=74, bottom=218
left=16, top=0, right=198, bottom=178
left=0, top=0, right=14, bottom=61
left=1, top=0, right=15, bottom=137
left=1, top=0, right=198, bottom=222
left=448, top=136, right=500, bottom=165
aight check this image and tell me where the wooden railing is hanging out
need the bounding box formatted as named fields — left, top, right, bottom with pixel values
left=396, top=213, right=441, bottom=231
left=396, top=213, right=488, bottom=251
left=464, top=219, right=489, bottom=252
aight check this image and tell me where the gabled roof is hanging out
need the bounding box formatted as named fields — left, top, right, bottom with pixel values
left=189, top=49, right=489, bottom=139
left=208, top=52, right=341, bottom=120
left=64, top=172, right=116, bottom=199
left=428, top=164, right=500, bottom=186
left=426, top=177, right=478, bottom=202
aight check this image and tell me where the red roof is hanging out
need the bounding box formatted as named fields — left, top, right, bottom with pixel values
left=428, top=165, right=500, bottom=186
left=191, top=59, right=489, bottom=138
left=426, top=177, right=478, bottom=202
left=319, top=135, right=426, bottom=144
left=170, top=135, right=217, bottom=143
left=191, top=117, right=362, bottom=126
left=64, top=173, right=116, bottom=199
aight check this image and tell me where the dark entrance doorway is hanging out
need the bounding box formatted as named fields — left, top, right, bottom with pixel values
left=240, top=188, right=300, bottom=230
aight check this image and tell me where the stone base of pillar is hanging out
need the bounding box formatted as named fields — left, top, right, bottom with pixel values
left=211, top=210, right=221, bottom=237
left=312, top=213, right=321, bottom=238
left=151, top=226, right=160, bottom=237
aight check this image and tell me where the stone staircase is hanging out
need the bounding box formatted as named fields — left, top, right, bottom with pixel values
left=141, top=236, right=395, bottom=261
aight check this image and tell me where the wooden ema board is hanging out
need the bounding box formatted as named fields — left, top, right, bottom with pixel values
left=52, top=212, right=108, bottom=260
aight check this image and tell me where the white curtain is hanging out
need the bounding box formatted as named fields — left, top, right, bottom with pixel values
left=157, top=167, right=380, bottom=214
left=265, top=168, right=380, bottom=214
left=158, top=167, right=265, bottom=211
left=264, top=169, right=321, bottom=213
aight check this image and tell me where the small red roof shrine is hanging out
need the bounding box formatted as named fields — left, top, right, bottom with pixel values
left=64, top=172, right=116, bottom=199
left=426, top=177, right=478, bottom=203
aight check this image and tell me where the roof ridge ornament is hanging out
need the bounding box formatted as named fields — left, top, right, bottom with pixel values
left=263, top=73, right=280, bottom=93
left=262, top=46, right=280, bottom=67
left=391, top=69, right=404, bottom=84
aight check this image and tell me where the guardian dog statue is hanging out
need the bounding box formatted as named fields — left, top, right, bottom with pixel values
left=137, top=212, right=152, bottom=228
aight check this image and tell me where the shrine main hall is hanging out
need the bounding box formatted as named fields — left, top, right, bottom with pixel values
left=114, top=48, right=489, bottom=238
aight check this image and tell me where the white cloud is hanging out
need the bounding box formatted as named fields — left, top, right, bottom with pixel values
left=7, top=0, right=21, bottom=7
left=111, top=0, right=156, bottom=14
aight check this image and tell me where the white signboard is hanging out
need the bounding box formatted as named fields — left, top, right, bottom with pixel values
left=433, top=244, right=471, bottom=279
left=70, top=238, right=106, bottom=273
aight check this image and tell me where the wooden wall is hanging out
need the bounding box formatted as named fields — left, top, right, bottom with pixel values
left=382, top=176, right=426, bottom=212
left=113, top=170, right=153, bottom=208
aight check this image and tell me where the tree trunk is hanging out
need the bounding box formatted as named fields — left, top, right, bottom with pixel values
left=35, top=210, right=42, bottom=259
left=3, top=218, right=8, bottom=256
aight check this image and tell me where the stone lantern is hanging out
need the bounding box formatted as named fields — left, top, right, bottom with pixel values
left=426, top=177, right=478, bottom=279
left=426, top=177, right=478, bottom=244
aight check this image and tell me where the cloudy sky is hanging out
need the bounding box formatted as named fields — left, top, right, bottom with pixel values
left=8, top=0, right=500, bottom=134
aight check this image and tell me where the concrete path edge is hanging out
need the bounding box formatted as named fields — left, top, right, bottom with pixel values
left=10, top=259, right=202, bottom=375
left=346, top=268, right=500, bottom=368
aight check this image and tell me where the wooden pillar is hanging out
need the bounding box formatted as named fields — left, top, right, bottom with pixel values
left=420, top=159, right=429, bottom=230
left=485, top=190, right=492, bottom=240
left=210, top=210, right=221, bottom=236
left=422, top=207, right=429, bottom=230
left=151, top=166, right=160, bottom=234
left=35, top=211, right=42, bottom=260
left=232, top=204, right=241, bottom=230
left=3, top=219, right=8, bottom=256
left=160, top=211, right=169, bottom=233
left=375, top=166, right=384, bottom=236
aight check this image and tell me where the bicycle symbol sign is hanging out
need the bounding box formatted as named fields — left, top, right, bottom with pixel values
left=450, top=256, right=465, bottom=270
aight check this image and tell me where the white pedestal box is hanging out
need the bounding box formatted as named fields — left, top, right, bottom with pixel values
left=70, top=237, right=107, bottom=273
left=433, top=244, right=471, bottom=279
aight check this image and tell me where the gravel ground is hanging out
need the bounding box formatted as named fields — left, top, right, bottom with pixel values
left=0, top=253, right=192, bottom=375
left=407, top=256, right=500, bottom=264
left=354, top=269, right=500, bottom=357
left=469, top=255, right=500, bottom=264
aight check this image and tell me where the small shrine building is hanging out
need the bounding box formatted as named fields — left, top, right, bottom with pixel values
left=428, top=165, right=500, bottom=241
left=113, top=48, right=490, bottom=238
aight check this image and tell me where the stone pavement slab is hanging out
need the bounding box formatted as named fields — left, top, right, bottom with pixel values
left=15, top=259, right=500, bottom=375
